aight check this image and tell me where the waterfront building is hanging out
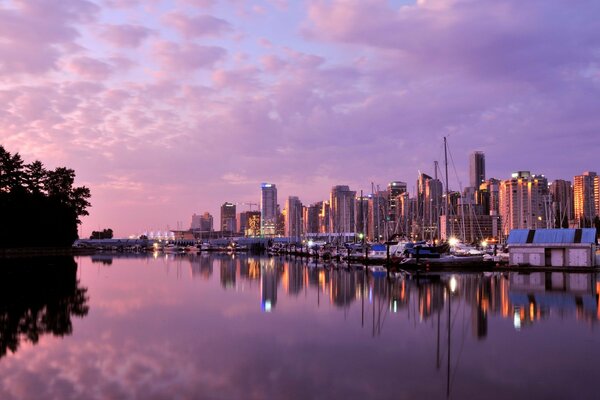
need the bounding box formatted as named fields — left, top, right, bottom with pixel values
left=573, top=171, right=599, bottom=227
left=499, top=171, right=550, bottom=236
left=220, top=202, right=236, bottom=233
left=470, top=151, right=486, bottom=188
left=549, top=179, right=574, bottom=228
left=285, top=196, right=303, bottom=239
left=199, top=212, right=213, bottom=232
left=507, top=228, right=597, bottom=267
left=330, top=185, right=356, bottom=235
left=260, top=183, right=277, bottom=236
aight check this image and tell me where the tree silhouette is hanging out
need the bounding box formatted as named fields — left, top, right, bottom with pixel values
left=0, top=145, right=91, bottom=248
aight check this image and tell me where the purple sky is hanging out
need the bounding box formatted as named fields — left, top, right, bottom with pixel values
left=1, top=0, right=599, bottom=237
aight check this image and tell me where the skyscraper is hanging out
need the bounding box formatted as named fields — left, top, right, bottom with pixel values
left=573, top=171, right=598, bottom=226
left=199, top=212, right=213, bottom=231
left=549, top=179, right=574, bottom=227
left=469, top=151, right=486, bottom=188
left=330, top=185, right=356, bottom=234
left=220, top=202, right=236, bottom=232
left=387, top=181, right=407, bottom=227
left=260, top=183, right=277, bottom=236
left=499, top=171, right=550, bottom=236
left=285, top=196, right=303, bottom=239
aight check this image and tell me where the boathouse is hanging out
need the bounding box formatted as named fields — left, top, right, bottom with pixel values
left=507, top=229, right=597, bottom=267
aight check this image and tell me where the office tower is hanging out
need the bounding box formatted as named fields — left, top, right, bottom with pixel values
left=368, top=191, right=388, bottom=241
left=499, top=171, right=550, bottom=236
left=285, top=196, right=303, bottom=239
left=330, top=185, right=356, bottom=234
left=477, top=178, right=500, bottom=216
left=395, top=192, right=415, bottom=238
left=199, top=212, right=213, bottom=231
left=573, top=172, right=598, bottom=226
left=319, top=201, right=330, bottom=234
left=305, top=203, right=321, bottom=234
left=190, top=213, right=202, bottom=230
left=220, top=202, right=236, bottom=232
left=244, top=211, right=261, bottom=237
left=549, top=179, right=574, bottom=228
left=387, top=181, right=407, bottom=224
left=355, top=195, right=369, bottom=237
left=469, top=151, right=486, bottom=188
left=260, top=183, right=277, bottom=236
left=417, top=173, right=443, bottom=239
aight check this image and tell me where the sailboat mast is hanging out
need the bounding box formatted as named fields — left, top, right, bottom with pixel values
left=444, top=137, right=450, bottom=238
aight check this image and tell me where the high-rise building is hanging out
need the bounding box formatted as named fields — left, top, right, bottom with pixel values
left=319, top=201, right=330, bottom=233
left=477, top=178, right=500, bottom=216
left=305, top=202, right=322, bottom=234
left=190, top=213, right=202, bottom=230
left=368, top=191, right=388, bottom=241
left=499, top=171, right=550, bottom=236
left=355, top=195, right=369, bottom=237
left=573, top=171, right=598, bottom=226
left=199, top=212, right=213, bottom=231
left=220, top=202, right=236, bottom=232
left=330, top=185, right=356, bottom=234
left=469, top=151, right=486, bottom=188
left=395, top=192, right=415, bottom=238
left=244, top=211, right=261, bottom=237
left=417, top=173, right=443, bottom=239
left=387, top=181, right=407, bottom=224
left=285, top=196, right=303, bottom=239
left=260, top=183, right=277, bottom=236
left=549, top=179, right=574, bottom=228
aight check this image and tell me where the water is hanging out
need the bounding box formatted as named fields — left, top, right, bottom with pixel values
left=0, top=253, right=599, bottom=400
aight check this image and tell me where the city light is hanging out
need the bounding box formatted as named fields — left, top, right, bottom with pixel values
left=449, top=276, right=458, bottom=293
left=448, top=237, right=459, bottom=247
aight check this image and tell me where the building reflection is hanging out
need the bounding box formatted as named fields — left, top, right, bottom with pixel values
left=0, top=256, right=89, bottom=359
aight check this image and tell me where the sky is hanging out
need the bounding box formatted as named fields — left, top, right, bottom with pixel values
left=1, top=0, right=599, bottom=237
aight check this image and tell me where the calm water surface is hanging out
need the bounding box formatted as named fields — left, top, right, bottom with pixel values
left=0, top=253, right=599, bottom=400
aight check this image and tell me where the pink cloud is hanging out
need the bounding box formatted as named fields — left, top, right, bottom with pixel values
left=153, top=41, right=226, bottom=72
left=67, top=56, right=113, bottom=80
left=164, top=12, right=232, bottom=38
left=99, top=24, right=152, bottom=48
left=0, top=0, right=99, bottom=76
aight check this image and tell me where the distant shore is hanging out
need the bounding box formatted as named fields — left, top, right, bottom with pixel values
left=0, top=247, right=95, bottom=258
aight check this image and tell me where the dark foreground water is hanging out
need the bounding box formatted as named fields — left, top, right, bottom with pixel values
left=0, top=253, right=599, bottom=400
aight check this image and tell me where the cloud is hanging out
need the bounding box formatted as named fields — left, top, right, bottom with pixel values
left=164, top=12, right=232, bottom=38
left=99, top=24, right=153, bottom=48
left=153, top=41, right=226, bottom=72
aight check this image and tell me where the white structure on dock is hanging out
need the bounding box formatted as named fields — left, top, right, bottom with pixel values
left=507, top=228, right=597, bottom=267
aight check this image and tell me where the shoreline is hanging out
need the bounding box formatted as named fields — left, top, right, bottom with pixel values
left=0, top=247, right=95, bottom=258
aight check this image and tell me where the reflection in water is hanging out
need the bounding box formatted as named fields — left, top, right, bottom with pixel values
left=1, top=253, right=598, bottom=400
left=0, top=256, right=89, bottom=359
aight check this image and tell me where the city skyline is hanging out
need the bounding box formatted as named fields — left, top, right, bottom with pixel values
left=0, top=0, right=599, bottom=236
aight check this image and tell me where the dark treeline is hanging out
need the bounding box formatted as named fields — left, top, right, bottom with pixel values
left=0, top=256, right=89, bottom=358
left=0, top=145, right=91, bottom=248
